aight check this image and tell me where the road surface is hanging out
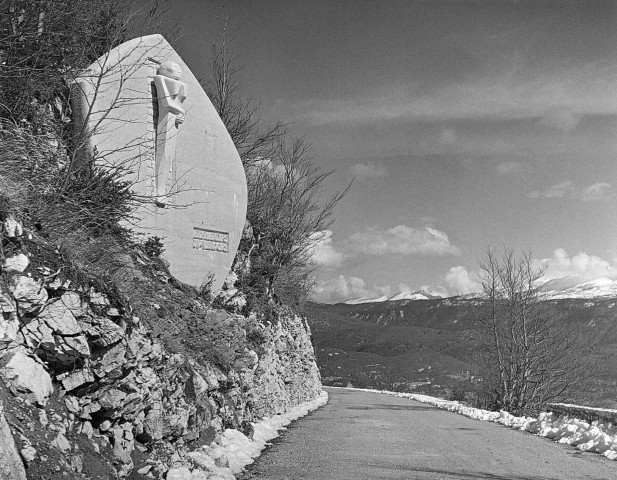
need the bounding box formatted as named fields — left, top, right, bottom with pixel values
left=239, top=387, right=615, bottom=480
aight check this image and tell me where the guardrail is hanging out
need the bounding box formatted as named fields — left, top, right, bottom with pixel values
left=546, top=403, right=617, bottom=424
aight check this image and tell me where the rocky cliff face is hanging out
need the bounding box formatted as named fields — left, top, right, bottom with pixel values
left=0, top=219, right=322, bottom=479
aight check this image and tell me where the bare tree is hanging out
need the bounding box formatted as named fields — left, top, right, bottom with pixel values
left=238, top=138, right=351, bottom=307
left=475, top=248, right=595, bottom=415
left=202, top=27, right=285, bottom=167
left=204, top=35, right=351, bottom=309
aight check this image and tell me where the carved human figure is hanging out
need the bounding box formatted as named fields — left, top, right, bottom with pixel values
left=153, top=61, right=187, bottom=204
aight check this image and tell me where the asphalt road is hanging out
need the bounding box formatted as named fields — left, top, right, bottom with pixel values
left=239, top=387, right=616, bottom=480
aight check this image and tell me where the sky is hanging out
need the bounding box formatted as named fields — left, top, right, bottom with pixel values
left=168, top=0, right=617, bottom=303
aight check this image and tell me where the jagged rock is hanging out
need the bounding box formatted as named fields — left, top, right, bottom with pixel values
left=21, top=318, right=55, bottom=351
left=98, top=388, right=127, bottom=411
left=0, top=350, right=53, bottom=406
left=53, top=334, right=90, bottom=364
left=3, top=254, right=29, bottom=274
left=112, top=422, right=134, bottom=466
left=140, top=395, right=163, bottom=442
left=64, top=396, right=81, bottom=414
left=20, top=445, right=37, bottom=464
left=91, top=343, right=126, bottom=379
left=58, top=368, right=95, bottom=391
left=3, top=217, right=23, bottom=238
left=162, top=406, right=190, bottom=438
left=89, top=289, right=109, bottom=306
left=77, top=399, right=101, bottom=420
left=38, top=410, right=48, bottom=427
left=60, top=291, right=88, bottom=317
left=46, top=277, right=71, bottom=291
left=117, top=392, right=144, bottom=420
left=85, top=317, right=124, bottom=348
left=0, top=285, right=15, bottom=314
left=80, top=421, right=94, bottom=439
left=0, top=311, right=19, bottom=347
left=51, top=432, right=71, bottom=452
left=137, top=465, right=153, bottom=475
left=11, top=276, right=48, bottom=316
left=190, top=370, right=210, bottom=397
left=0, top=401, right=27, bottom=480
left=39, top=298, right=81, bottom=335
left=127, top=333, right=161, bottom=363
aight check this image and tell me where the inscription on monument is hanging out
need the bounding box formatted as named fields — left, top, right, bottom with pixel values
left=192, top=227, right=229, bottom=253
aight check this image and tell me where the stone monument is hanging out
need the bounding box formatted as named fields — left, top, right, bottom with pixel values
left=71, top=35, right=247, bottom=291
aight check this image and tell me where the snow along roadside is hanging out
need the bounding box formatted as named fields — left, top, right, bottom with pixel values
left=167, top=390, right=329, bottom=480
left=334, top=387, right=617, bottom=461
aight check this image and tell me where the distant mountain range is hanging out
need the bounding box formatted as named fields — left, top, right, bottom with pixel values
left=344, top=289, right=443, bottom=305
left=306, top=283, right=617, bottom=408
left=343, top=277, right=617, bottom=305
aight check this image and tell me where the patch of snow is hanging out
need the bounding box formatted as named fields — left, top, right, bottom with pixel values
left=167, top=391, right=329, bottom=479
left=540, top=276, right=617, bottom=300
left=344, top=295, right=389, bottom=305
left=389, top=291, right=429, bottom=301
left=335, top=387, right=617, bottom=461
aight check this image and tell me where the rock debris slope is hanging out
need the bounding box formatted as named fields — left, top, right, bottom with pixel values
left=0, top=218, right=322, bottom=479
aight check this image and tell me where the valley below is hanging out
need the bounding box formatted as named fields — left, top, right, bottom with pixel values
left=305, top=295, right=617, bottom=409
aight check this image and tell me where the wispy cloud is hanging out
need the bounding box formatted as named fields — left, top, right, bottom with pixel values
left=528, top=181, right=614, bottom=202
left=349, top=224, right=461, bottom=257
left=528, top=181, right=574, bottom=199
left=578, top=182, right=614, bottom=202
left=273, top=62, right=617, bottom=127
left=349, top=161, right=389, bottom=178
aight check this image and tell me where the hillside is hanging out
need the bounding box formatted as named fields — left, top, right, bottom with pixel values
left=306, top=295, right=617, bottom=407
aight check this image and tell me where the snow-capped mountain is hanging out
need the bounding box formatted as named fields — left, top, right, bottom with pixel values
left=344, top=295, right=390, bottom=305
left=344, top=290, right=443, bottom=305
left=343, top=277, right=617, bottom=305
left=539, top=277, right=617, bottom=300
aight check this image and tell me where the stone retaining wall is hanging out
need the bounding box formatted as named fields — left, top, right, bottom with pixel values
left=546, top=403, right=617, bottom=424
left=0, top=217, right=323, bottom=478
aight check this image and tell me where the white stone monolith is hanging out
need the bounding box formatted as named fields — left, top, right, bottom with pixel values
left=72, top=35, right=247, bottom=291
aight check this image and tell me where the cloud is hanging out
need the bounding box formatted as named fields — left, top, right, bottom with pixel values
left=308, top=230, right=345, bottom=268
left=311, top=275, right=371, bottom=303
left=528, top=181, right=614, bottom=202
left=578, top=182, right=615, bottom=202
left=349, top=162, right=389, bottom=178
left=528, top=181, right=573, bottom=199
left=311, top=275, right=414, bottom=304
left=496, top=161, right=526, bottom=175
left=274, top=62, right=617, bottom=126
left=444, top=266, right=481, bottom=295
left=421, top=266, right=481, bottom=297
left=533, top=248, right=617, bottom=281
left=349, top=224, right=461, bottom=257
